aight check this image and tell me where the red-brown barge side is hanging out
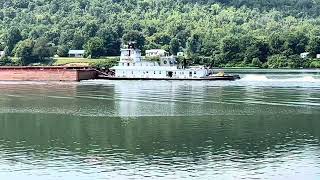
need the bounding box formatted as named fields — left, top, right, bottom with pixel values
left=0, top=66, right=97, bottom=81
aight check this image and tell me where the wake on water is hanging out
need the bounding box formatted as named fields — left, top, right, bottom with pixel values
left=240, top=74, right=320, bottom=83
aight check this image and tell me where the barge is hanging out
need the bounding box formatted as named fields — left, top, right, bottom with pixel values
left=0, top=66, right=97, bottom=81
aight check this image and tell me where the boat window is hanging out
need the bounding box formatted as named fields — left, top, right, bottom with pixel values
left=154, top=71, right=156, bottom=74
left=163, top=61, right=167, bottom=64
left=122, top=63, right=124, bottom=66
left=146, top=71, right=148, bottom=73
left=132, top=71, right=133, bottom=74
left=194, top=71, right=197, bottom=74
left=127, top=63, right=130, bottom=66
left=159, top=71, right=162, bottom=74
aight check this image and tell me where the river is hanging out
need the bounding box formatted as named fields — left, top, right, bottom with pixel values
left=0, top=70, right=319, bottom=179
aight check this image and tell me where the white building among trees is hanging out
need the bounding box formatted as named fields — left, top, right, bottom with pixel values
left=68, top=50, right=85, bottom=58
left=300, top=52, right=310, bottom=59
left=0, top=51, right=5, bottom=58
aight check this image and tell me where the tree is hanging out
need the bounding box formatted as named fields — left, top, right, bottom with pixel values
left=13, top=39, right=34, bottom=65
left=57, top=45, right=69, bottom=57
left=267, top=54, right=288, bottom=68
left=122, top=31, right=145, bottom=50
left=72, top=32, right=85, bottom=50
left=176, top=30, right=190, bottom=48
left=152, top=33, right=171, bottom=46
left=269, top=33, right=286, bottom=54
left=0, top=56, right=13, bottom=66
left=4, top=27, right=22, bottom=54
left=186, top=34, right=202, bottom=56
left=307, top=36, right=320, bottom=56
left=97, top=28, right=121, bottom=56
left=285, top=32, right=309, bottom=55
left=251, top=58, right=262, bottom=67
left=170, top=38, right=180, bottom=55
left=32, top=38, right=55, bottom=61
left=219, top=36, right=241, bottom=63
left=84, top=37, right=105, bottom=58
left=83, top=21, right=99, bottom=37
left=245, top=38, right=270, bottom=63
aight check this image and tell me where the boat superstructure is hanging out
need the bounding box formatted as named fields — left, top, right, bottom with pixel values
left=111, top=43, right=210, bottom=79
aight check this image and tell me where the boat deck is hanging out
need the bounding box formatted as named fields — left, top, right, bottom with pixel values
left=98, top=75, right=240, bottom=81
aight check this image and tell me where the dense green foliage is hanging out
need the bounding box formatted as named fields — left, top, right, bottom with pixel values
left=89, top=57, right=120, bottom=69
left=1, top=0, right=320, bottom=67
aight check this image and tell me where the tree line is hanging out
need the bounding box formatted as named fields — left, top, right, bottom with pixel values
left=0, top=0, right=320, bottom=68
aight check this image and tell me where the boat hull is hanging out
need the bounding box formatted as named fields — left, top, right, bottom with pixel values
left=98, top=75, right=240, bottom=81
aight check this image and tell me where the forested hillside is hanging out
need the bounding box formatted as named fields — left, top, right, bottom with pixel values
left=1, top=0, right=320, bottom=68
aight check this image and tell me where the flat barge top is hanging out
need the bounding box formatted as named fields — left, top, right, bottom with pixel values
left=0, top=66, right=92, bottom=70
left=0, top=66, right=97, bottom=81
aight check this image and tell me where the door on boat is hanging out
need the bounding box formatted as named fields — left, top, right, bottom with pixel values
left=167, top=71, right=173, bottom=78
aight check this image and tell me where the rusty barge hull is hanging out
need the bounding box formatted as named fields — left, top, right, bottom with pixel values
left=0, top=66, right=97, bottom=81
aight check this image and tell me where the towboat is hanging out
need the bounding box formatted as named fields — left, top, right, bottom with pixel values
left=104, top=43, right=240, bottom=81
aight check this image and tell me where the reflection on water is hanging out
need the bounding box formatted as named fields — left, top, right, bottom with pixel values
left=0, top=72, right=320, bottom=179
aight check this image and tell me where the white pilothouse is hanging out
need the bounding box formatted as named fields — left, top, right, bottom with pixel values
left=111, top=43, right=209, bottom=79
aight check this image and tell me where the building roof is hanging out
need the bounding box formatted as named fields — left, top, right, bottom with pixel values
left=146, top=49, right=167, bottom=53
left=68, top=50, right=85, bottom=54
left=121, top=48, right=141, bottom=52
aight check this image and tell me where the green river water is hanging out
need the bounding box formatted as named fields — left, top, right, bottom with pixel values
left=0, top=70, right=320, bottom=179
